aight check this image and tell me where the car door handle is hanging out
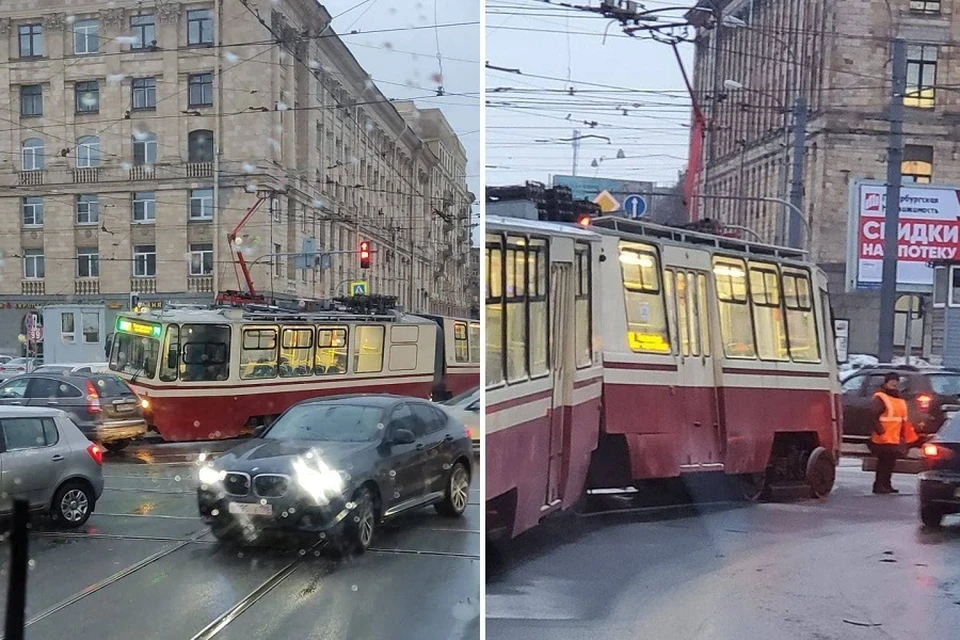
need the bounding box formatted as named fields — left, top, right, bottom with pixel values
left=46, top=401, right=59, bottom=406
left=51, top=455, right=64, bottom=462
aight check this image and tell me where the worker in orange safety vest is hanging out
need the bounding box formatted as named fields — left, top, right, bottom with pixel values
left=868, top=373, right=920, bottom=494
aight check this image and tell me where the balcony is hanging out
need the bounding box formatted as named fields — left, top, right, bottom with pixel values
left=21, top=280, right=44, bottom=295
left=187, top=275, right=213, bottom=293
left=129, top=166, right=152, bottom=181
left=19, top=171, right=43, bottom=186
left=131, top=277, right=156, bottom=293
left=75, top=279, right=99, bottom=295
left=186, top=162, right=213, bottom=178
left=73, top=168, right=100, bottom=183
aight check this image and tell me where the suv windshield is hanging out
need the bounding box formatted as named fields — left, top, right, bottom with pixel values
left=264, top=403, right=385, bottom=443
left=928, top=373, right=960, bottom=397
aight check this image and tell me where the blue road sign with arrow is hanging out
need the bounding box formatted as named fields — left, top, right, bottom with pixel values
left=623, top=194, right=647, bottom=219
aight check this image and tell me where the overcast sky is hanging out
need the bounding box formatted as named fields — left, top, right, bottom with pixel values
left=324, top=0, right=481, bottom=225
left=485, top=0, right=693, bottom=189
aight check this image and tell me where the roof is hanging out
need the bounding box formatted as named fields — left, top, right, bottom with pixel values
left=294, top=393, right=427, bottom=408
left=0, top=406, right=64, bottom=418
left=486, top=215, right=602, bottom=241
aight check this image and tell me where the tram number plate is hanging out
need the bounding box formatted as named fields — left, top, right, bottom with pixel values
left=228, top=502, right=272, bottom=516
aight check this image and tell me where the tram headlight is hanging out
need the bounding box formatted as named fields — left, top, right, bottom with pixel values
left=198, top=465, right=225, bottom=486
left=293, top=459, right=344, bottom=503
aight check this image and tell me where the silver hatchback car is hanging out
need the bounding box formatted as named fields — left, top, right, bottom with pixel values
left=0, top=406, right=105, bottom=527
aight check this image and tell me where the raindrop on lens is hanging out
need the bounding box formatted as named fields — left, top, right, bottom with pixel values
left=351, top=585, right=358, bottom=592
left=389, top=470, right=396, bottom=478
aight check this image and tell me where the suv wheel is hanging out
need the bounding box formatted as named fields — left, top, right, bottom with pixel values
left=343, top=488, right=376, bottom=553
left=921, top=505, right=944, bottom=528
left=51, top=481, right=94, bottom=528
left=435, top=461, right=470, bottom=516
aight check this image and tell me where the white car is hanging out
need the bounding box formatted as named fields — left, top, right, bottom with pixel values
left=439, top=387, right=480, bottom=453
left=33, top=362, right=112, bottom=375
left=0, top=358, right=41, bottom=381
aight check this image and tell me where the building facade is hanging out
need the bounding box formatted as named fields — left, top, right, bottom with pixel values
left=0, top=0, right=473, bottom=355
left=690, top=0, right=959, bottom=356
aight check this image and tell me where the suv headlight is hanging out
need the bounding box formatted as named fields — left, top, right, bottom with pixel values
left=198, top=465, right=224, bottom=486
left=293, top=459, right=344, bottom=503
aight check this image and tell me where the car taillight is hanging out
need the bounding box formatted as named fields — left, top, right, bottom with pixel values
left=465, top=427, right=474, bottom=439
left=917, top=394, right=933, bottom=412
left=923, top=443, right=939, bottom=457
left=87, top=443, right=103, bottom=465
left=85, top=380, right=102, bottom=414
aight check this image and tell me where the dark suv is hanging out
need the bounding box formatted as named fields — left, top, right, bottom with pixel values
left=0, top=372, right=147, bottom=451
left=840, top=365, right=960, bottom=442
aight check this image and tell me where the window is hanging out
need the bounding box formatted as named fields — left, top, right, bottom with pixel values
left=159, top=325, right=180, bottom=382
left=132, top=78, right=156, bottom=110
left=910, top=0, right=940, bottom=13
left=187, top=9, right=213, bottom=46
left=76, top=135, right=101, bottom=168
left=22, top=138, right=43, bottom=171
left=273, top=243, right=282, bottom=277
left=749, top=264, right=789, bottom=361
left=61, top=313, right=75, bottom=343
left=22, top=197, right=43, bottom=227
left=316, top=327, right=348, bottom=374
left=280, top=328, right=314, bottom=377
left=902, top=145, right=933, bottom=184
left=240, top=327, right=278, bottom=380
left=354, top=325, right=385, bottom=373
left=20, top=85, right=42, bottom=117
left=411, top=403, right=446, bottom=434
left=905, top=44, right=937, bottom=108
left=528, top=239, right=549, bottom=377
left=714, top=258, right=756, bottom=358
left=82, top=312, right=99, bottom=343
left=2, top=417, right=57, bottom=451
left=188, top=129, right=214, bottom=162
left=23, top=249, right=44, bottom=279
left=841, top=374, right=863, bottom=394
left=895, top=294, right=923, bottom=349
left=133, top=132, right=157, bottom=165
left=453, top=322, right=469, bottom=363
left=133, top=191, right=156, bottom=222
left=486, top=237, right=504, bottom=386
left=133, top=245, right=156, bottom=277
left=189, top=243, right=213, bottom=276
left=781, top=269, right=821, bottom=363
left=664, top=270, right=679, bottom=354
left=934, top=266, right=948, bottom=307
left=676, top=272, right=702, bottom=357
left=131, top=14, right=156, bottom=49
left=503, top=240, right=527, bottom=382
left=620, top=244, right=670, bottom=354
left=73, top=19, right=99, bottom=55
left=75, top=80, right=99, bottom=112
left=179, top=324, right=230, bottom=382
left=469, top=322, right=480, bottom=364
left=697, top=273, right=711, bottom=357
left=575, top=246, right=592, bottom=368
left=189, top=188, right=213, bottom=220
left=188, top=74, right=213, bottom=107
left=0, top=379, right=29, bottom=400
left=78, top=247, right=99, bottom=278
left=76, top=194, right=99, bottom=224
left=18, top=24, right=43, bottom=58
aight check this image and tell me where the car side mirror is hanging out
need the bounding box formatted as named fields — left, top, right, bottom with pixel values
left=390, top=428, right=416, bottom=445
left=253, top=424, right=267, bottom=437
left=467, top=401, right=480, bottom=413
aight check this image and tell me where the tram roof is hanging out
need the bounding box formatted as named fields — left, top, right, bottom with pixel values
left=486, top=215, right=602, bottom=241
left=117, top=306, right=427, bottom=325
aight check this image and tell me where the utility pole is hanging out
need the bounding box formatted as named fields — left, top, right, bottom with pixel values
left=878, top=38, right=907, bottom=363
left=787, top=95, right=808, bottom=248
left=571, top=129, right=581, bottom=176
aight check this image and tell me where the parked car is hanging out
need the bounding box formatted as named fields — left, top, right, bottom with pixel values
left=34, top=363, right=112, bottom=375
left=0, top=358, right=41, bottom=381
left=0, top=372, right=148, bottom=451
left=840, top=364, right=960, bottom=443
left=197, top=394, right=473, bottom=551
left=919, top=416, right=960, bottom=527
left=439, top=386, right=480, bottom=453
left=0, top=406, right=104, bottom=527
left=0, top=356, right=13, bottom=366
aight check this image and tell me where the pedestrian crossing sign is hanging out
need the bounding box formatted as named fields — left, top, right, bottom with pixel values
left=350, top=281, right=368, bottom=296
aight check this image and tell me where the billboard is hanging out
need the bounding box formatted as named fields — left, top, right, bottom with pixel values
left=848, top=180, right=960, bottom=292
left=552, top=175, right=654, bottom=209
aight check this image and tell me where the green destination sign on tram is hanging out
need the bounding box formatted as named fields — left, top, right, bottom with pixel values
left=116, top=318, right=162, bottom=338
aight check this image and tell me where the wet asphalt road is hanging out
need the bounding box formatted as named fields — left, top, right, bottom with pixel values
left=487, top=458, right=960, bottom=640
left=0, top=446, right=480, bottom=640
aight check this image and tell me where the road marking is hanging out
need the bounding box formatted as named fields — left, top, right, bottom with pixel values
left=368, top=548, right=480, bottom=559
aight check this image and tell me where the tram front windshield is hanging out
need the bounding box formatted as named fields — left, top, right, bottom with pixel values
left=110, top=332, right=160, bottom=379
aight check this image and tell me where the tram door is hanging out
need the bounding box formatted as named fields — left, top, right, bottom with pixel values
left=546, top=240, right=576, bottom=507
left=668, top=265, right=723, bottom=466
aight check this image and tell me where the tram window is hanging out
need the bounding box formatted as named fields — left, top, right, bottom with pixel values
left=280, top=328, right=314, bottom=378
left=713, top=258, right=757, bottom=358
left=486, top=239, right=505, bottom=386
left=677, top=272, right=691, bottom=356
left=749, top=264, right=789, bottom=361
left=575, top=247, right=592, bottom=368
left=621, top=244, right=670, bottom=354
left=110, top=331, right=160, bottom=379
left=354, top=325, right=385, bottom=373
left=240, top=327, right=278, bottom=380
left=468, top=322, right=480, bottom=364
left=782, top=271, right=822, bottom=363
left=697, top=274, right=711, bottom=357
left=180, top=324, right=229, bottom=381
left=316, top=327, right=347, bottom=375
left=663, top=269, right=679, bottom=354
left=159, top=324, right=179, bottom=382
left=505, top=239, right=528, bottom=382
left=453, top=321, right=469, bottom=363
left=528, top=239, right=548, bottom=378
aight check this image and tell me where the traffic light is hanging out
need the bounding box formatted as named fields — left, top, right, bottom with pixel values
left=359, top=241, right=371, bottom=269
left=130, top=294, right=141, bottom=312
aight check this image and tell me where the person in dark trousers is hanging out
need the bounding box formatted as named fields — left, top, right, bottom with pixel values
left=867, top=373, right=920, bottom=494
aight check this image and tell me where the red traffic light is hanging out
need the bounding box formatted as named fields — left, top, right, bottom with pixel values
left=359, top=241, right=371, bottom=269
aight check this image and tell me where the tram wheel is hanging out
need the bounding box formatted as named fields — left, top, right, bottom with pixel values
left=737, top=473, right=766, bottom=502
left=806, top=447, right=837, bottom=499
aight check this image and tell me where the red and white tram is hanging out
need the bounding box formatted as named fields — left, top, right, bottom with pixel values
left=422, top=315, right=482, bottom=399
left=108, top=305, right=472, bottom=441
left=485, top=215, right=842, bottom=540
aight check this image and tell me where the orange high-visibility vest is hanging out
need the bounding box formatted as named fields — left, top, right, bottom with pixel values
left=872, top=391, right=918, bottom=445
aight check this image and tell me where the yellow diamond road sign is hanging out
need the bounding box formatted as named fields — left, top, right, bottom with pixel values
left=593, top=190, right=620, bottom=213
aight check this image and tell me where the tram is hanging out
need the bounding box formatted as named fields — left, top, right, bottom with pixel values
left=108, top=302, right=477, bottom=441
left=485, top=214, right=842, bottom=540
left=422, top=315, right=482, bottom=399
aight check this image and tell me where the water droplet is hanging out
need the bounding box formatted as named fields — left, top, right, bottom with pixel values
left=442, top=463, right=451, bottom=470
left=389, top=470, right=396, bottom=478
left=309, top=59, right=321, bottom=69
left=27, top=559, right=35, bottom=568
left=174, top=475, right=181, bottom=482
left=260, top=499, right=267, bottom=506
left=107, top=73, right=126, bottom=86
left=66, top=15, right=76, bottom=24
left=394, top=491, right=400, bottom=499
left=345, top=501, right=356, bottom=510
left=193, top=420, right=200, bottom=427
left=115, top=36, right=137, bottom=45
left=211, top=508, right=219, bottom=516
left=246, top=183, right=258, bottom=193
left=277, top=102, right=289, bottom=111
left=80, top=94, right=97, bottom=107
left=242, top=162, right=256, bottom=173
left=238, top=551, right=244, bottom=558
left=132, top=128, right=152, bottom=142
left=13, top=478, right=21, bottom=485
left=121, top=162, right=133, bottom=171
left=288, top=507, right=295, bottom=514
left=298, top=549, right=306, bottom=556
left=351, top=584, right=358, bottom=592
left=224, top=51, right=240, bottom=63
